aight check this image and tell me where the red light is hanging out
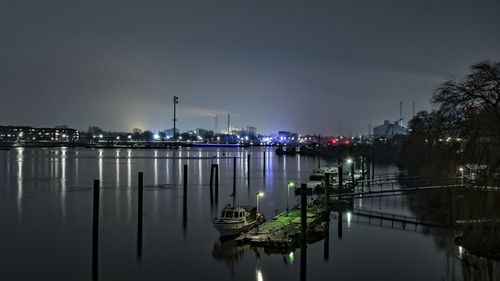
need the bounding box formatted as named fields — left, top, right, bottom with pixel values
left=343, top=140, right=350, bottom=145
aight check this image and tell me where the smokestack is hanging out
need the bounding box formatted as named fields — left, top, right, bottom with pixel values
left=227, top=114, right=230, bottom=134
left=215, top=115, right=218, bottom=133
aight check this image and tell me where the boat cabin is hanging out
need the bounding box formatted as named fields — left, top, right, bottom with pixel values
left=221, top=209, right=245, bottom=219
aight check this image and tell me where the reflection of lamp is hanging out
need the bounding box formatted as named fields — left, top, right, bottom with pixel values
left=256, top=269, right=264, bottom=281
left=256, top=192, right=264, bottom=214
left=287, top=182, right=294, bottom=215
left=459, top=167, right=464, bottom=186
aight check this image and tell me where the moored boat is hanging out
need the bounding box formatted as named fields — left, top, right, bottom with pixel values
left=213, top=204, right=265, bottom=237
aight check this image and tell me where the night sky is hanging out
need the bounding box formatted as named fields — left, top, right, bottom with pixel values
left=1, top=0, right=499, bottom=135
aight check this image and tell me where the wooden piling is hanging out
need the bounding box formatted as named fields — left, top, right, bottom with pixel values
left=324, top=172, right=330, bottom=211
left=232, top=157, right=236, bottom=196
left=263, top=151, right=266, bottom=177
left=137, top=172, right=143, bottom=259
left=371, top=151, right=375, bottom=180
left=247, top=154, right=250, bottom=184
left=301, top=183, right=307, bottom=241
left=92, top=179, right=100, bottom=281
left=350, top=160, right=355, bottom=187
left=214, top=164, right=219, bottom=204
left=338, top=166, right=343, bottom=189
left=337, top=211, right=343, bottom=240
left=183, top=164, right=187, bottom=231
left=209, top=164, right=214, bottom=205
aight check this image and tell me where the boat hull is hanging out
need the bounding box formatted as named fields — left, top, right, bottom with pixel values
left=213, top=220, right=257, bottom=237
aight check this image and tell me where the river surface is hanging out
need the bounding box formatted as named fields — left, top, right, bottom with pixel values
left=0, top=147, right=497, bottom=281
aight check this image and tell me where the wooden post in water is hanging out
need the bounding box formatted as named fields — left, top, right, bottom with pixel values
left=338, top=166, right=343, bottom=189
left=232, top=157, right=236, bottom=196
left=371, top=150, right=375, bottom=180
left=350, top=160, right=355, bottom=187
left=337, top=211, right=343, bottom=240
left=247, top=154, right=250, bottom=185
left=214, top=164, right=219, bottom=205
left=209, top=164, right=214, bottom=205
left=137, top=172, right=143, bottom=259
left=263, top=151, right=266, bottom=177
left=300, top=182, right=308, bottom=281
left=324, top=172, right=330, bottom=211
left=183, top=164, right=187, bottom=231
left=92, top=179, right=100, bottom=281
left=300, top=183, right=307, bottom=242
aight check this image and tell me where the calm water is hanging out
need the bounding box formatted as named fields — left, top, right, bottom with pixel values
left=0, top=147, right=497, bottom=281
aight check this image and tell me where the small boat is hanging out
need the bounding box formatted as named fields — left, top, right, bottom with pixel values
left=213, top=204, right=265, bottom=237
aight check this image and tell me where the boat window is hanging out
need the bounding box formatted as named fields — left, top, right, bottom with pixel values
left=221, top=211, right=225, bottom=217
left=235, top=212, right=239, bottom=218
left=226, top=211, right=233, bottom=218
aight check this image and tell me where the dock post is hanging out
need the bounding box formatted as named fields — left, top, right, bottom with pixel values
left=338, top=166, right=343, bottom=190
left=209, top=164, right=214, bottom=205
left=137, top=172, right=143, bottom=259
left=247, top=154, right=250, bottom=185
left=361, top=157, right=365, bottom=192
left=92, top=179, right=100, bottom=281
left=183, top=164, right=187, bottom=231
left=300, top=183, right=307, bottom=241
left=350, top=160, right=355, bottom=187
left=324, top=172, right=330, bottom=211
left=337, top=211, right=343, bottom=240
left=371, top=151, right=375, bottom=180
left=263, top=151, right=266, bottom=177
left=232, top=157, right=236, bottom=196
left=215, top=164, right=219, bottom=205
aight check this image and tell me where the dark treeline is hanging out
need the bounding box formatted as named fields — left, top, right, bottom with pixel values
left=398, top=61, right=500, bottom=186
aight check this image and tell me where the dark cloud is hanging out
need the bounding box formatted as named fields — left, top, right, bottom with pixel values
left=1, top=0, right=499, bottom=134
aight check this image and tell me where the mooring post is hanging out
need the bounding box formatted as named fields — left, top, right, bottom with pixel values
left=338, top=211, right=343, bottom=240
left=209, top=164, right=214, bottom=205
left=137, top=172, right=143, bottom=259
left=324, top=172, right=330, bottom=211
left=215, top=164, right=219, bottom=205
left=247, top=154, right=250, bottom=184
left=232, top=157, right=236, bottom=196
left=338, top=166, right=343, bottom=190
left=350, top=160, right=355, bottom=187
left=263, top=151, right=266, bottom=177
left=92, top=179, right=100, bottom=281
left=183, top=164, right=187, bottom=201
left=183, top=164, right=187, bottom=231
left=301, top=183, right=307, bottom=242
left=371, top=151, right=375, bottom=181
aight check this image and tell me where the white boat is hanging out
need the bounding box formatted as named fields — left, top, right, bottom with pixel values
left=213, top=205, right=264, bottom=237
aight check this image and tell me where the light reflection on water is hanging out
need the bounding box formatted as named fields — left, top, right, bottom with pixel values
left=0, top=147, right=498, bottom=281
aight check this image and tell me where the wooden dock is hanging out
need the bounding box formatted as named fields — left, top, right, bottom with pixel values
left=235, top=204, right=328, bottom=251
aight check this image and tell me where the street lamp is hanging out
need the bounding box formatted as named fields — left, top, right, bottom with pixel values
left=459, top=167, right=464, bottom=186
left=256, top=192, right=264, bottom=214
left=287, top=182, right=294, bottom=215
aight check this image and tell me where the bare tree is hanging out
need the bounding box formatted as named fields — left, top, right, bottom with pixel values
left=432, top=61, right=500, bottom=139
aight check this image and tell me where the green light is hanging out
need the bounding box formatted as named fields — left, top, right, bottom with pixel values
left=288, top=251, right=295, bottom=263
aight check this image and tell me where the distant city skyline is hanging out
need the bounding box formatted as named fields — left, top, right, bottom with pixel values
left=1, top=0, right=499, bottom=135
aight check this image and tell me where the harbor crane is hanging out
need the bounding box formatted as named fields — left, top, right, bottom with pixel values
left=381, top=117, right=404, bottom=139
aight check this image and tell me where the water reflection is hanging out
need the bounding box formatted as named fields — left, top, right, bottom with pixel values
left=16, top=147, right=23, bottom=221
